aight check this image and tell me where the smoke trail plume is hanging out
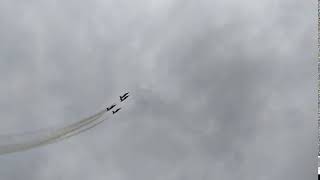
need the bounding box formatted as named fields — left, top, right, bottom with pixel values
left=0, top=107, right=109, bottom=155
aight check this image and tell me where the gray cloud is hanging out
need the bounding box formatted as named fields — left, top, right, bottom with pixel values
left=0, top=0, right=314, bottom=179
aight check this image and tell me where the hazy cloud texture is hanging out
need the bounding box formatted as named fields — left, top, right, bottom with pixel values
left=0, top=0, right=315, bottom=179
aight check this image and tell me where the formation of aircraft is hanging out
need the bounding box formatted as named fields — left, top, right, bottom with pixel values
left=106, top=92, right=129, bottom=115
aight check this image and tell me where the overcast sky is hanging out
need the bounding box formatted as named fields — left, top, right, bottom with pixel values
left=0, top=0, right=315, bottom=179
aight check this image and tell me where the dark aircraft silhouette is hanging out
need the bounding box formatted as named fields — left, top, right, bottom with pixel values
left=112, top=108, right=121, bottom=114
left=120, top=92, right=129, bottom=102
left=106, top=104, right=116, bottom=111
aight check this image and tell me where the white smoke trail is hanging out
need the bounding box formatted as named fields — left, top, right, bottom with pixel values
left=0, top=107, right=109, bottom=155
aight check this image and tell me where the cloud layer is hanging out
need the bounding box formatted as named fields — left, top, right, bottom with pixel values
left=0, top=0, right=315, bottom=179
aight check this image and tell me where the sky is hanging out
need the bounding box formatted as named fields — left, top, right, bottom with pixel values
left=0, top=0, right=315, bottom=179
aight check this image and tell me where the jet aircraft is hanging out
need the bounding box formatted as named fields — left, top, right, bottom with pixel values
left=120, top=92, right=129, bottom=102
left=106, top=104, right=116, bottom=111
left=112, top=108, right=121, bottom=114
